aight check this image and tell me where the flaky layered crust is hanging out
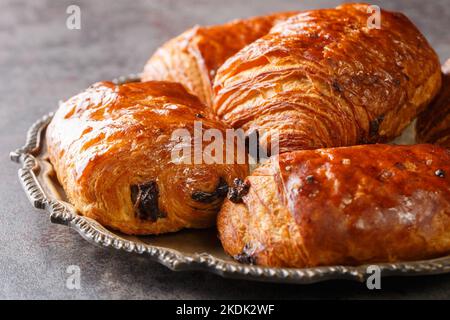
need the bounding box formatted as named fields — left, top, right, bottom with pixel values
left=417, top=59, right=450, bottom=148
left=213, top=3, right=442, bottom=153
left=218, top=144, right=450, bottom=267
left=47, top=81, right=248, bottom=235
left=142, top=12, right=297, bottom=107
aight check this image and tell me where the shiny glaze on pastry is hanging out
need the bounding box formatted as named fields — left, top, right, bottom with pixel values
left=213, top=3, right=442, bottom=153
left=417, top=59, right=450, bottom=148
left=142, top=12, right=297, bottom=107
left=46, top=81, right=248, bottom=235
left=218, top=144, right=450, bottom=267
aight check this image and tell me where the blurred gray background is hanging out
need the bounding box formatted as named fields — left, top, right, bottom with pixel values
left=1, top=0, right=450, bottom=299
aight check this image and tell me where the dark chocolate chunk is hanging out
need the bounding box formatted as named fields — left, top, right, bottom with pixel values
left=191, top=177, right=228, bottom=203
left=358, top=136, right=370, bottom=144
left=369, top=114, right=385, bottom=138
left=195, top=113, right=204, bottom=118
left=394, top=162, right=406, bottom=170
left=305, top=175, right=315, bottom=184
left=227, top=178, right=250, bottom=203
left=235, top=252, right=256, bottom=265
left=130, top=181, right=166, bottom=221
left=234, top=244, right=256, bottom=265
left=332, top=80, right=342, bottom=93
left=435, top=169, right=446, bottom=178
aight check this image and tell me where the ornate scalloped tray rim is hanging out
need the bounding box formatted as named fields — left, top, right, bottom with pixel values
left=9, top=75, right=450, bottom=284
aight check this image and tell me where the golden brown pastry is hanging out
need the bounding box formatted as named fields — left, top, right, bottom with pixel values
left=213, top=3, right=442, bottom=153
left=47, top=81, right=248, bottom=235
left=417, top=59, right=450, bottom=148
left=142, top=12, right=297, bottom=107
left=218, top=144, right=450, bottom=267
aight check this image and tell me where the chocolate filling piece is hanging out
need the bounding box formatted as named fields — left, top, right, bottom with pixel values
left=227, top=178, right=250, bottom=203
left=394, top=162, right=406, bottom=170
left=305, top=175, right=315, bottom=184
left=369, top=114, right=385, bottom=138
left=191, top=177, right=229, bottom=203
left=130, top=181, right=166, bottom=221
left=332, top=80, right=342, bottom=93
left=234, top=244, right=256, bottom=265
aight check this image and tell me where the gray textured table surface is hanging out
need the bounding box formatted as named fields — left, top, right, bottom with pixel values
left=1, top=0, right=450, bottom=299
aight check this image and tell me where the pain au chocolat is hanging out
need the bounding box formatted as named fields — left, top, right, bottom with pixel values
left=218, top=144, right=450, bottom=267
left=213, top=3, right=442, bottom=153
left=142, top=12, right=297, bottom=107
left=46, top=81, right=248, bottom=235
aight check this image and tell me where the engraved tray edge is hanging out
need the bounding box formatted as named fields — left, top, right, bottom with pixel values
left=10, top=74, right=450, bottom=284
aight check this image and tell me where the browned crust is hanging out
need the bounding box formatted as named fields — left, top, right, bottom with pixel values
left=218, top=144, right=450, bottom=267
left=47, top=81, right=248, bottom=235
left=142, top=12, right=298, bottom=107
left=417, top=59, right=450, bottom=148
left=213, top=3, right=442, bottom=153
left=217, top=200, right=249, bottom=260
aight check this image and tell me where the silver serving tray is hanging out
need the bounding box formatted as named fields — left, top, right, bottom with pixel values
left=10, top=75, right=450, bottom=284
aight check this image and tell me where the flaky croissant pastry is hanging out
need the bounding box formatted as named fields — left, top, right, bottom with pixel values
left=213, top=3, right=442, bottom=153
left=142, top=12, right=297, bottom=107
left=417, top=59, right=450, bottom=148
left=218, top=144, right=450, bottom=267
left=47, top=81, right=248, bottom=235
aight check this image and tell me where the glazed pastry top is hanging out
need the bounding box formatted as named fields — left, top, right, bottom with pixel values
left=218, top=144, right=450, bottom=267
left=213, top=3, right=442, bottom=152
left=417, top=59, right=450, bottom=148
left=47, top=81, right=248, bottom=234
left=142, top=11, right=297, bottom=106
